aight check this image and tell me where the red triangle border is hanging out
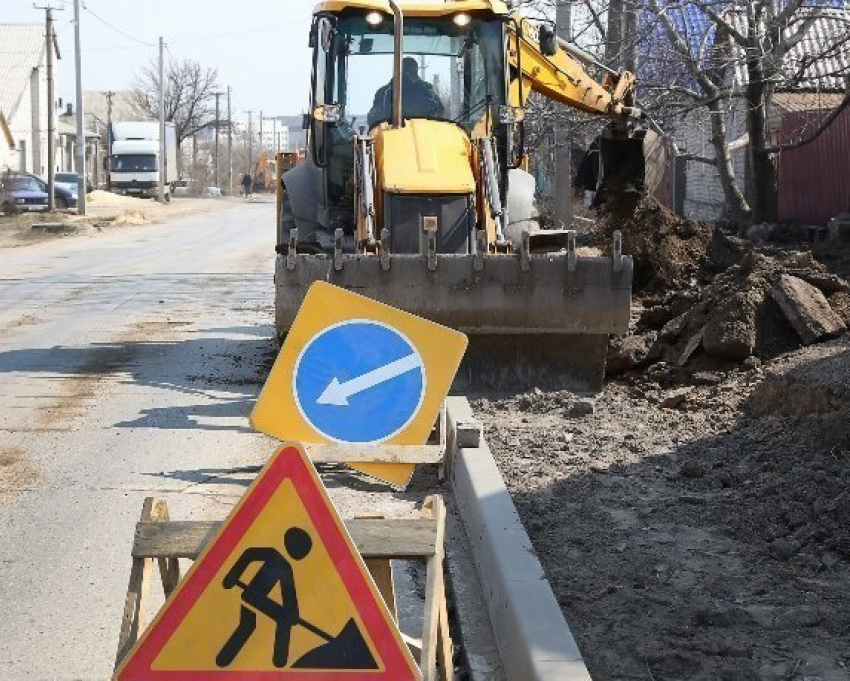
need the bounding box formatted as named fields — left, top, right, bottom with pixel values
left=117, top=444, right=419, bottom=680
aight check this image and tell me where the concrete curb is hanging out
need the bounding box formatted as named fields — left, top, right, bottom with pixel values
left=446, top=396, right=592, bottom=681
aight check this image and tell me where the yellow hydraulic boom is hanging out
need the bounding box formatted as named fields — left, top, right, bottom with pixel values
left=508, top=16, right=638, bottom=118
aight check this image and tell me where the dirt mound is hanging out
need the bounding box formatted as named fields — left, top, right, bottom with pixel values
left=87, top=190, right=148, bottom=208
left=597, top=190, right=717, bottom=293
left=600, top=192, right=849, bottom=379
left=110, top=210, right=149, bottom=226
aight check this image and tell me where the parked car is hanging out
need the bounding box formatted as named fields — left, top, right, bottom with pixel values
left=0, top=173, right=48, bottom=215
left=54, top=172, right=92, bottom=194
left=31, top=173, right=78, bottom=210
left=172, top=178, right=193, bottom=197
left=35, top=176, right=77, bottom=210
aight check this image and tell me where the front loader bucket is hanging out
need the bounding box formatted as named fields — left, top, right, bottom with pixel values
left=275, top=237, right=632, bottom=393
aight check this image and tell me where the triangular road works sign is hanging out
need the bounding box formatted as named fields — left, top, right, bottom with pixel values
left=115, top=444, right=421, bottom=680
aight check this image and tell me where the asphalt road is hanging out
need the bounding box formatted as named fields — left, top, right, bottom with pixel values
left=0, top=201, right=429, bottom=678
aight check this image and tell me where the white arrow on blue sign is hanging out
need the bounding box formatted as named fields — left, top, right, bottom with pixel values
left=293, top=320, right=427, bottom=444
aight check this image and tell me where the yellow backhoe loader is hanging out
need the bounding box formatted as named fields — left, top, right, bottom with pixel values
left=275, top=0, right=649, bottom=390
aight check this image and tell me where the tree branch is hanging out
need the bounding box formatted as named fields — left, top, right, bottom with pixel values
left=691, top=0, right=748, bottom=47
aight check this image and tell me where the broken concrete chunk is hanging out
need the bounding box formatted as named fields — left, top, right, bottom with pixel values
left=661, top=387, right=693, bottom=409
left=702, top=291, right=760, bottom=360
left=677, top=326, right=706, bottom=367
left=785, top=270, right=850, bottom=295
left=660, top=312, right=689, bottom=342
left=769, top=274, right=846, bottom=345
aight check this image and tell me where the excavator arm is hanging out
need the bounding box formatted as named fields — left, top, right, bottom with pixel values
left=507, top=16, right=638, bottom=118
left=506, top=14, right=658, bottom=194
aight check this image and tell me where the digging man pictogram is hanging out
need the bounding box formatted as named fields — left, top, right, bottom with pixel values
left=216, top=527, right=312, bottom=668
left=215, top=526, right=377, bottom=670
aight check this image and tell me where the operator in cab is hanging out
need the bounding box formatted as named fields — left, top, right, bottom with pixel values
left=367, top=56, right=445, bottom=128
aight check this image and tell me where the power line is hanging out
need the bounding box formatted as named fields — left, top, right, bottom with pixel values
left=81, top=2, right=154, bottom=47
left=167, top=22, right=302, bottom=45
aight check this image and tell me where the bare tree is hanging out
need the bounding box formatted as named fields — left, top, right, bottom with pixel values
left=523, top=0, right=850, bottom=224
left=132, top=58, right=220, bottom=148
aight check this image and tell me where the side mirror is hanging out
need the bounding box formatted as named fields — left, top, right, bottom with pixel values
left=313, top=104, right=341, bottom=124
left=538, top=23, right=558, bottom=57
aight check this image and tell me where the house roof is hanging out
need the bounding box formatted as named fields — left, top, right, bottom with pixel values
left=729, top=5, right=850, bottom=90
left=0, top=24, right=53, bottom=126
left=639, top=2, right=849, bottom=92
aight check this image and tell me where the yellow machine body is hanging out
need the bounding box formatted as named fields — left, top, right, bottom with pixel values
left=376, top=120, right=475, bottom=195
left=275, top=0, right=643, bottom=390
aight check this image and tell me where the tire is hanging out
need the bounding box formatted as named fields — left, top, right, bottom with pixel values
left=56, top=197, right=69, bottom=210
left=1, top=202, right=17, bottom=217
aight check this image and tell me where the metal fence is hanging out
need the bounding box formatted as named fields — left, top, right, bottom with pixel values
left=778, top=103, right=850, bottom=226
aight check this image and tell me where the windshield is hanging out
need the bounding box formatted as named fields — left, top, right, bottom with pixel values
left=111, top=154, right=157, bottom=172
left=6, top=177, right=43, bottom=192
left=55, top=173, right=77, bottom=183
left=330, top=14, right=505, bottom=134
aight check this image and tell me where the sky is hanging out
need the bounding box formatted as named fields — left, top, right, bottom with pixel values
left=3, top=0, right=319, bottom=124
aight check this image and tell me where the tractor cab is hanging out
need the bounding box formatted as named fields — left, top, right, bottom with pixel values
left=295, top=0, right=519, bottom=252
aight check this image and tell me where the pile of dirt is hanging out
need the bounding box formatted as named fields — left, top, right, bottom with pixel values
left=596, top=190, right=719, bottom=293
left=87, top=190, right=149, bottom=208
left=609, top=250, right=849, bottom=379
left=110, top=210, right=149, bottom=226
left=596, top=192, right=849, bottom=379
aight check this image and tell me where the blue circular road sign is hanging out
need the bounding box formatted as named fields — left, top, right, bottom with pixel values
left=293, top=320, right=427, bottom=444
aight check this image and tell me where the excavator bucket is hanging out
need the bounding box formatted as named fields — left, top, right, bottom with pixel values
left=275, top=233, right=633, bottom=393
left=598, top=129, right=667, bottom=196
left=599, top=137, right=646, bottom=193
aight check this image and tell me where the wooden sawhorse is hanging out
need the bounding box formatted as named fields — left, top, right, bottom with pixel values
left=114, top=495, right=453, bottom=680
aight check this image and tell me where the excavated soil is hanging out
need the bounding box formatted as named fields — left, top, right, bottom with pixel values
left=597, top=194, right=849, bottom=378
left=597, top=189, right=717, bottom=293
left=474, top=336, right=850, bottom=680
left=471, top=196, right=850, bottom=678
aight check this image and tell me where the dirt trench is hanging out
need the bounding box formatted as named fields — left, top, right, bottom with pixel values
left=473, top=335, right=850, bottom=680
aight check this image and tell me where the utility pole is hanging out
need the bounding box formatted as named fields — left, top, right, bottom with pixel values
left=272, top=117, right=278, bottom=156
left=554, top=0, right=572, bottom=228
left=226, top=86, right=233, bottom=194
left=213, top=91, right=223, bottom=188
left=35, top=4, right=62, bottom=210
left=158, top=36, right=165, bottom=203
left=246, top=110, right=253, bottom=177
left=259, top=109, right=264, bottom=154
left=72, top=0, right=86, bottom=214
left=105, top=90, right=115, bottom=190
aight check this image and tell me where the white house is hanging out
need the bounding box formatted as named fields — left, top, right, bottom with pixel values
left=0, top=23, right=60, bottom=175
left=259, top=124, right=290, bottom=153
